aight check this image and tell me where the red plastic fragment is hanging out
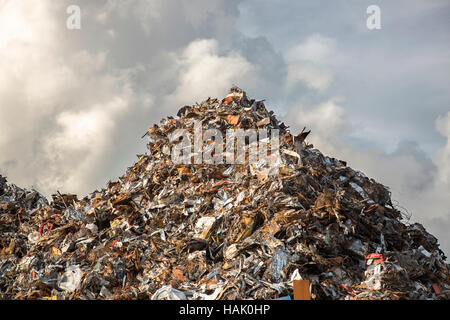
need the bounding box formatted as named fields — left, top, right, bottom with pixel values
left=365, top=253, right=384, bottom=264
left=432, top=283, right=441, bottom=295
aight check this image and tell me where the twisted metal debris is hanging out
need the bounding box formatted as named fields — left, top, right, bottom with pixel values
left=1, top=88, right=449, bottom=300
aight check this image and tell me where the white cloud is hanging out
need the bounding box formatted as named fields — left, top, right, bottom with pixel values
left=41, top=96, right=131, bottom=193
left=292, top=98, right=349, bottom=153
left=167, top=39, right=259, bottom=107
left=435, top=112, right=450, bottom=184
left=0, top=1, right=138, bottom=195
left=285, top=34, right=335, bottom=91
left=286, top=63, right=333, bottom=91
left=285, top=34, right=336, bottom=64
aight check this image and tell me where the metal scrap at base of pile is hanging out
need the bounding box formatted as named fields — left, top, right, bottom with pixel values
left=1, top=88, right=449, bottom=300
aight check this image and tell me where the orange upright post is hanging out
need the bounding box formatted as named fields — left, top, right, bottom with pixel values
left=293, top=280, right=311, bottom=300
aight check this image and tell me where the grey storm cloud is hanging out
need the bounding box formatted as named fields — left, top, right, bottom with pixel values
left=0, top=0, right=449, bottom=256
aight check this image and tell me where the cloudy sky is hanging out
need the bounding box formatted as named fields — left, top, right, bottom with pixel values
left=0, top=0, right=449, bottom=256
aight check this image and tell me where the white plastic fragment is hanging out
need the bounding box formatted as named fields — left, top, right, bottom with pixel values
left=364, top=264, right=382, bottom=290
left=224, top=244, right=239, bottom=260
left=151, top=285, right=187, bottom=300
left=58, top=265, right=83, bottom=292
left=86, top=223, right=98, bottom=234
left=27, top=231, right=40, bottom=244
left=195, top=217, right=216, bottom=234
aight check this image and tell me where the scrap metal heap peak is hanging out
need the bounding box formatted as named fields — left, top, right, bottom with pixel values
left=1, top=88, right=449, bottom=300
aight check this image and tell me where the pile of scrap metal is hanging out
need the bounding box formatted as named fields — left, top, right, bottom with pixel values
left=1, top=88, right=449, bottom=300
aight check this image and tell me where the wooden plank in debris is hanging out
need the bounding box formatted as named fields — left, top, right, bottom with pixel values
left=293, top=280, right=311, bottom=300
